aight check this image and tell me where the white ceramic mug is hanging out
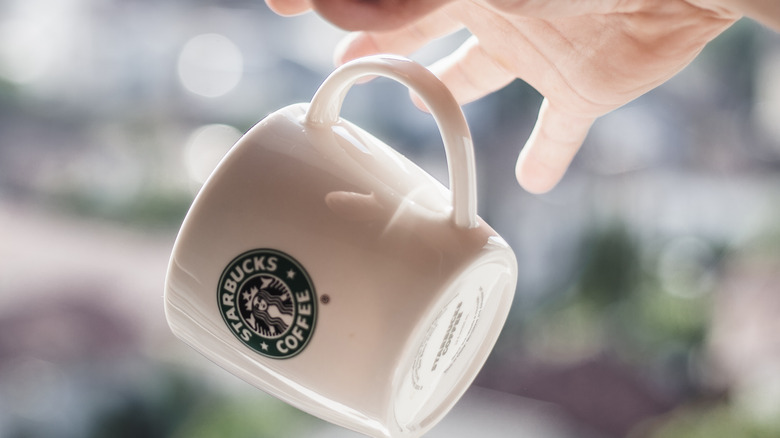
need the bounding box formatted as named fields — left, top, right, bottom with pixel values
left=164, top=55, right=517, bottom=438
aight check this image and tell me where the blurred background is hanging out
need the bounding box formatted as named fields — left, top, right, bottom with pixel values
left=2, top=0, right=780, bottom=437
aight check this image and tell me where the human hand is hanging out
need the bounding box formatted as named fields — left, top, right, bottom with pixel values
left=265, top=0, right=740, bottom=193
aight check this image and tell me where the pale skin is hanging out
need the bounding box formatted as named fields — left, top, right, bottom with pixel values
left=264, top=0, right=779, bottom=194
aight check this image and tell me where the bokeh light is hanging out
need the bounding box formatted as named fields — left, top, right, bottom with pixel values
left=177, top=33, right=243, bottom=98
left=184, top=124, right=242, bottom=187
left=0, top=0, right=75, bottom=85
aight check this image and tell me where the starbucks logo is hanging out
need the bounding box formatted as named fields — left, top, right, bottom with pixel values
left=218, top=249, right=317, bottom=359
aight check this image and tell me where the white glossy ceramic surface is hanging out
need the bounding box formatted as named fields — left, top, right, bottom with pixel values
left=164, top=55, right=518, bottom=438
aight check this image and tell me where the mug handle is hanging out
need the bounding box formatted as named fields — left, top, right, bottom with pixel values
left=304, top=55, right=478, bottom=229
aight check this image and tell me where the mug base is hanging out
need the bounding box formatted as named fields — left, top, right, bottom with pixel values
left=390, top=248, right=516, bottom=437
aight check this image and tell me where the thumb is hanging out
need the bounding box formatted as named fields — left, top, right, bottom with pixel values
left=264, top=0, right=311, bottom=16
left=516, top=99, right=595, bottom=194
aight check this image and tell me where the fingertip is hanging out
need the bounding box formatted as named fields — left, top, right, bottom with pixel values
left=409, top=90, right=431, bottom=113
left=514, top=100, right=594, bottom=194
left=264, top=0, right=311, bottom=16
left=331, top=35, right=378, bottom=84
left=515, top=149, right=562, bottom=194
left=333, top=32, right=372, bottom=66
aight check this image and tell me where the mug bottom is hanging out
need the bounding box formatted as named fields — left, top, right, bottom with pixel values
left=390, top=251, right=516, bottom=437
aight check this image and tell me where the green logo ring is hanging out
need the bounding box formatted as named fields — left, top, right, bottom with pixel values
left=217, top=248, right=317, bottom=359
